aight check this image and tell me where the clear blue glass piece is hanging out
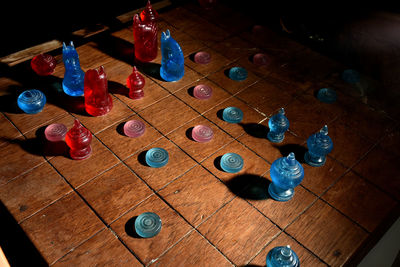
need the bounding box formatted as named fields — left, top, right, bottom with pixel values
left=305, top=125, right=333, bottom=167
left=135, top=212, right=162, bottom=238
left=268, top=108, right=289, bottom=143
left=17, top=89, right=46, bottom=114
left=62, top=41, right=85, bottom=96
left=220, top=153, right=244, bottom=173
left=269, top=152, right=304, bottom=201
left=222, top=107, right=243, bottom=123
left=229, top=67, right=248, bottom=81
left=317, top=88, right=337, bottom=104
left=266, top=245, right=300, bottom=267
left=342, top=69, right=360, bottom=84
left=145, top=147, right=169, bottom=168
left=160, top=30, right=185, bottom=82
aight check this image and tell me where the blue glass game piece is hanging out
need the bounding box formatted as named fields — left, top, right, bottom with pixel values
left=228, top=67, right=248, bottom=81
left=145, top=147, right=169, bottom=168
left=268, top=108, right=289, bottom=143
left=160, top=30, right=184, bottom=82
left=17, top=89, right=46, bottom=114
left=62, top=41, right=85, bottom=96
left=266, top=245, right=300, bottom=267
left=220, top=153, right=244, bottom=173
left=269, top=152, right=304, bottom=201
left=342, top=69, right=360, bottom=84
left=317, top=88, right=337, bottom=104
left=222, top=107, right=243, bottom=123
left=135, top=212, right=162, bottom=238
left=305, top=125, right=333, bottom=167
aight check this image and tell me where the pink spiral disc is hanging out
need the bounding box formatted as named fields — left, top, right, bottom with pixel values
left=45, top=123, right=68, bottom=142
left=194, top=51, right=211, bottom=64
left=252, top=53, right=270, bottom=66
left=124, top=120, right=146, bottom=138
left=193, top=84, right=212, bottom=100
left=192, top=125, right=214, bottom=143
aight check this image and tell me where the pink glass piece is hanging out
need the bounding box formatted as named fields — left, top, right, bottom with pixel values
left=84, top=66, right=113, bottom=116
left=253, top=53, right=270, bottom=66
left=31, top=53, right=57, bottom=76
left=194, top=51, right=211, bottom=64
left=45, top=123, right=68, bottom=142
left=140, top=0, right=159, bottom=23
left=133, top=14, right=158, bottom=62
left=65, top=119, right=92, bottom=160
left=124, top=120, right=146, bottom=138
left=193, top=84, right=212, bottom=100
left=192, top=125, right=214, bottom=143
left=127, top=66, right=145, bottom=99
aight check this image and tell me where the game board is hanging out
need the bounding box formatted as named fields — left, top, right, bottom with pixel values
left=0, top=1, right=399, bottom=266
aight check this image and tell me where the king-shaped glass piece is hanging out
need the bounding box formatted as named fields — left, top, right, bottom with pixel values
left=269, top=152, right=304, bottom=201
left=160, top=29, right=184, bottom=82
left=268, top=108, right=289, bottom=143
left=133, top=14, right=158, bottom=63
left=84, top=66, right=113, bottom=116
left=62, top=41, right=85, bottom=96
left=304, top=125, right=333, bottom=167
left=266, top=245, right=300, bottom=267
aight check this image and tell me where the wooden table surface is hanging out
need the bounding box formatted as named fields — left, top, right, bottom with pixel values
left=0, top=1, right=399, bottom=266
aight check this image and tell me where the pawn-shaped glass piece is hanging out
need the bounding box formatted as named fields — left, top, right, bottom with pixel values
left=266, top=245, right=300, bottom=267
left=268, top=108, right=289, bottom=143
left=45, top=123, right=68, bottom=142
left=229, top=67, right=248, bottom=81
left=135, top=212, right=162, bottom=238
left=220, top=153, right=244, bottom=173
left=192, top=125, right=214, bottom=143
left=84, top=66, right=113, bottom=116
left=304, top=125, right=333, bottom=167
left=160, top=30, right=185, bottom=82
left=342, top=69, right=360, bottom=84
left=140, top=0, right=159, bottom=23
left=222, top=107, right=243, bottom=123
left=127, top=66, right=145, bottom=99
left=133, top=14, right=158, bottom=63
left=269, top=152, right=304, bottom=201
left=146, top=147, right=169, bottom=168
left=17, top=89, right=46, bottom=114
left=31, top=53, right=57, bottom=76
left=65, top=119, right=92, bottom=160
left=62, top=41, right=85, bottom=96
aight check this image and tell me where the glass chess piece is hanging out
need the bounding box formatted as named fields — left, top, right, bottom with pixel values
left=135, top=212, right=162, bottom=238
left=160, top=30, right=185, bottom=82
left=192, top=125, right=214, bottom=143
left=220, top=153, right=244, bottom=173
left=127, top=66, right=145, bottom=100
left=45, top=123, right=68, bottom=142
left=31, top=53, right=57, bottom=76
left=124, top=120, right=146, bottom=138
left=133, top=13, right=158, bottom=62
left=194, top=51, right=211, bottom=64
left=62, top=41, right=85, bottom=96
left=228, top=67, right=248, bottom=81
left=267, top=108, right=289, bottom=143
left=145, top=147, right=169, bottom=168
left=65, top=119, right=92, bottom=160
left=193, top=84, right=212, bottom=100
left=266, top=245, right=300, bottom=267
left=84, top=66, right=113, bottom=116
left=17, top=89, right=46, bottom=114
left=222, top=106, right=243, bottom=123
left=304, top=125, right=333, bottom=167
left=317, top=88, right=337, bottom=104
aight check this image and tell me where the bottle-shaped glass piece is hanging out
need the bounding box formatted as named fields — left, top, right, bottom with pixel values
left=268, top=108, right=289, bottom=143
left=133, top=14, right=158, bottom=62
left=160, top=29, right=185, bottom=82
left=31, top=53, right=57, bottom=76
left=269, top=152, right=304, bottom=201
left=62, top=41, right=85, bottom=96
left=140, top=0, right=159, bottom=23
left=65, top=119, right=92, bottom=160
left=127, top=66, right=145, bottom=99
left=266, top=245, right=300, bottom=267
left=304, top=125, right=333, bottom=167
left=135, top=212, right=162, bottom=238
left=84, top=66, right=113, bottom=116
left=17, top=89, right=46, bottom=114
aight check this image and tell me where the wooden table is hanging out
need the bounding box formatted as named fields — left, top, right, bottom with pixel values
left=0, top=1, right=399, bottom=266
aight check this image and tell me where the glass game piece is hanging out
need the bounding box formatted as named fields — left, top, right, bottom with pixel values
left=133, top=14, right=158, bottom=62
left=62, top=41, right=85, bottom=96
left=193, top=84, right=212, bottom=100
left=222, top=106, right=243, bottom=123
left=198, top=0, right=217, bottom=9
left=140, top=0, right=159, bottom=23
left=252, top=53, right=270, bottom=67
left=65, top=119, right=92, bottom=160
left=317, top=87, right=337, bottom=104
left=269, top=152, right=304, bottom=201
left=192, top=125, right=214, bottom=143
left=266, top=245, right=300, bottom=267
left=160, top=30, right=185, bottom=82
left=17, top=89, right=46, bottom=114
left=45, top=123, right=68, bottom=142
left=145, top=147, right=169, bottom=168
left=127, top=66, right=145, bottom=99
left=135, top=212, right=162, bottom=238
left=31, top=53, right=57, bottom=76
left=220, top=153, right=244, bottom=173
left=267, top=108, right=289, bottom=143
left=228, top=67, right=248, bottom=81
left=305, top=125, right=333, bottom=167
left=194, top=51, right=211, bottom=64
left=342, top=69, right=360, bottom=84
left=84, top=66, right=113, bottom=116
left=124, top=120, right=146, bottom=138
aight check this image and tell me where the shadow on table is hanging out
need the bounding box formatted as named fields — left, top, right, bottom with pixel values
left=274, top=143, right=307, bottom=163
left=124, top=216, right=142, bottom=238
left=226, top=173, right=270, bottom=200
left=137, top=150, right=149, bottom=167
left=239, top=122, right=269, bottom=139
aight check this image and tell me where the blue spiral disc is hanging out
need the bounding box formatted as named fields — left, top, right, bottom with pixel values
left=342, top=69, right=360, bottom=84
left=145, top=147, right=169, bottom=168
left=317, top=88, right=337, bottom=104
left=17, top=89, right=46, bottom=114
left=220, top=153, right=244, bottom=173
left=135, top=212, right=162, bottom=238
left=228, top=67, right=248, bottom=81
left=222, top=107, right=243, bottom=123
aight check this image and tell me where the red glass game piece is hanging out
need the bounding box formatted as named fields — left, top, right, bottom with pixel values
left=65, top=119, right=92, bottom=160
left=192, top=125, right=214, bottom=143
left=127, top=66, right=145, bottom=99
left=31, top=53, right=57, bottom=76
left=253, top=53, right=270, bottom=66
left=140, top=0, right=159, bottom=23
left=194, top=51, right=211, bottom=64
left=84, top=66, right=113, bottom=116
left=124, top=120, right=146, bottom=138
left=133, top=14, right=158, bottom=62
left=45, top=123, right=68, bottom=142
left=193, top=84, right=212, bottom=100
